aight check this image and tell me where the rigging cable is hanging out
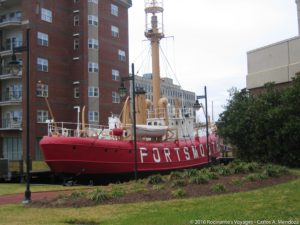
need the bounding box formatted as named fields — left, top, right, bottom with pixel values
left=135, top=44, right=152, bottom=76
left=131, top=42, right=151, bottom=76
left=159, top=46, right=182, bottom=89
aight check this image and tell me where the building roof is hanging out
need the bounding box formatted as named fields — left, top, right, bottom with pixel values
left=116, top=0, right=132, bottom=8
left=247, top=36, right=300, bottom=54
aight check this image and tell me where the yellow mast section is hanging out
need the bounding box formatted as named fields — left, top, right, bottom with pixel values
left=144, top=0, right=164, bottom=115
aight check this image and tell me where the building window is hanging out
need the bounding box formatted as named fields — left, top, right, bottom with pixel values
left=118, top=49, right=126, bottom=62
left=88, top=15, right=98, bottom=26
left=36, top=83, right=48, bottom=97
left=88, top=111, right=99, bottom=122
left=5, top=36, right=22, bottom=50
left=37, top=32, right=48, bottom=46
left=88, top=38, right=98, bottom=49
left=111, top=25, right=119, bottom=38
left=74, top=87, right=79, bottom=98
left=88, top=87, right=99, bottom=97
left=112, top=92, right=120, bottom=103
left=88, top=62, right=99, bottom=73
left=88, top=0, right=98, bottom=4
left=37, top=110, right=48, bottom=123
left=74, top=38, right=79, bottom=50
left=41, top=8, right=52, bottom=23
left=112, top=69, right=119, bottom=81
left=74, top=15, right=79, bottom=26
left=3, top=137, right=22, bottom=160
left=37, top=57, right=48, bottom=72
left=111, top=4, right=119, bottom=16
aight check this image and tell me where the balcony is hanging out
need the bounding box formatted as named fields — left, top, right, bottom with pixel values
left=0, top=63, right=22, bottom=79
left=0, top=17, right=22, bottom=29
left=0, top=71, right=22, bottom=80
left=0, top=41, right=23, bottom=57
left=0, top=90, right=22, bottom=106
left=0, top=9, right=22, bottom=29
left=0, top=118, right=22, bottom=130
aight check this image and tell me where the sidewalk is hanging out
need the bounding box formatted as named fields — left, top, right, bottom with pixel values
left=0, top=191, right=61, bottom=205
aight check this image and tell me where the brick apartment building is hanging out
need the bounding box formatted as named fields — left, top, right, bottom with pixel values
left=0, top=0, right=132, bottom=165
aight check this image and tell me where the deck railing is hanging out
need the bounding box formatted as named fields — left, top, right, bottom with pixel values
left=47, top=121, right=110, bottom=138
left=147, top=107, right=194, bottom=119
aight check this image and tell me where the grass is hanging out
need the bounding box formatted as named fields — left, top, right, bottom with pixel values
left=0, top=169, right=299, bottom=225
left=0, top=183, right=90, bottom=196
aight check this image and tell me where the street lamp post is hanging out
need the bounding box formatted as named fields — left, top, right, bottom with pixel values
left=9, top=28, right=31, bottom=203
left=193, top=86, right=210, bottom=163
left=118, top=63, right=138, bottom=181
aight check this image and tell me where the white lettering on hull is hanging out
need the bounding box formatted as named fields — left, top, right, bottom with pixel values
left=164, top=148, right=172, bottom=162
left=183, top=147, right=190, bottom=160
left=140, top=147, right=148, bottom=163
left=139, top=142, right=217, bottom=164
left=191, top=146, right=199, bottom=159
left=174, top=148, right=180, bottom=161
left=153, top=148, right=161, bottom=163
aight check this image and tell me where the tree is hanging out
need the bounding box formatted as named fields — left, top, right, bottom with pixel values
left=217, top=77, right=300, bottom=167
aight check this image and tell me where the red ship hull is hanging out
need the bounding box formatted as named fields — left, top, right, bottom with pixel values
left=40, top=135, right=221, bottom=175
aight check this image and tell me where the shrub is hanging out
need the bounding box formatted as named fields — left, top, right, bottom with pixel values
left=229, top=159, right=243, bottom=166
left=231, top=178, right=243, bottom=186
left=218, top=166, right=234, bottom=176
left=258, top=171, right=269, bottom=180
left=171, top=188, right=186, bottom=198
left=246, top=162, right=261, bottom=172
left=148, top=174, right=164, bottom=184
left=229, top=161, right=261, bottom=174
left=232, top=162, right=250, bottom=174
left=217, top=78, right=300, bottom=167
left=189, top=174, right=210, bottom=184
left=89, top=188, right=110, bottom=203
left=245, top=173, right=260, bottom=182
left=183, top=169, right=198, bottom=177
left=207, top=172, right=219, bottom=180
left=171, top=179, right=186, bottom=188
left=263, top=164, right=288, bottom=178
left=276, top=165, right=289, bottom=175
left=168, top=171, right=183, bottom=181
left=152, top=184, right=165, bottom=191
left=132, top=182, right=146, bottom=193
left=245, top=172, right=269, bottom=182
left=200, top=168, right=210, bottom=174
left=111, top=186, right=126, bottom=198
left=211, top=184, right=227, bottom=193
left=70, top=191, right=86, bottom=199
left=209, top=165, right=223, bottom=173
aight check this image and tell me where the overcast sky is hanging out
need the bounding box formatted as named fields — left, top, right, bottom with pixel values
left=128, top=0, right=298, bottom=121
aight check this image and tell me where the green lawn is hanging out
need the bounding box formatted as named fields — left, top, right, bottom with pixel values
left=0, top=170, right=299, bottom=225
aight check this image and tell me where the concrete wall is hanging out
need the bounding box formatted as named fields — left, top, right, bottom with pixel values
left=246, top=36, right=300, bottom=90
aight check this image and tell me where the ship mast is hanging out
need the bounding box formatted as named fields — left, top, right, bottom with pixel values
left=144, top=0, right=164, bottom=114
